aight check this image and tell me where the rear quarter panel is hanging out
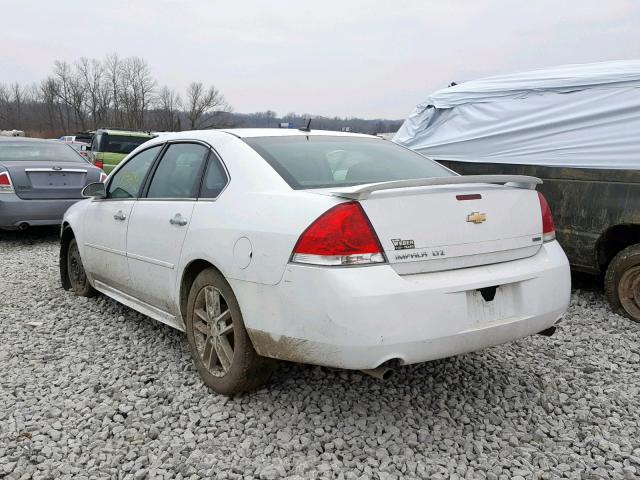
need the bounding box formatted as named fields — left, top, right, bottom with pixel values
left=175, top=134, right=343, bottom=293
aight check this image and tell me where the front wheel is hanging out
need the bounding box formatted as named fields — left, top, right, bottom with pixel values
left=66, top=237, right=96, bottom=297
left=185, top=268, right=276, bottom=395
left=605, top=244, right=640, bottom=322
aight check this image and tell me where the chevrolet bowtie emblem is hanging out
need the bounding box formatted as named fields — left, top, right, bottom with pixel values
left=467, top=212, right=487, bottom=224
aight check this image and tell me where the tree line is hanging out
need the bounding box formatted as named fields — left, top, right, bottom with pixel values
left=0, top=55, right=403, bottom=137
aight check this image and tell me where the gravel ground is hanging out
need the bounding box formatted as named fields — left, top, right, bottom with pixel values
left=1, top=229, right=640, bottom=480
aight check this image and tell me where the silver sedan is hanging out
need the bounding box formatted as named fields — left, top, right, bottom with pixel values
left=0, top=137, right=105, bottom=230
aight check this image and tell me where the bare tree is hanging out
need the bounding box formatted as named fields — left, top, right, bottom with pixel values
left=40, top=77, right=62, bottom=131
left=53, top=61, right=88, bottom=130
left=119, top=57, right=155, bottom=129
left=186, top=82, right=230, bottom=129
left=104, top=53, right=122, bottom=127
left=156, top=86, right=182, bottom=131
left=0, top=83, right=9, bottom=126
left=6, top=82, right=25, bottom=127
left=77, top=57, right=110, bottom=129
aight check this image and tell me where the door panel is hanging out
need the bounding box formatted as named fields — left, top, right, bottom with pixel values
left=83, top=200, right=134, bottom=292
left=83, top=144, right=163, bottom=291
left=126, top=201, right=196, bottom=313
left=125, top=142, right=208, bottom=313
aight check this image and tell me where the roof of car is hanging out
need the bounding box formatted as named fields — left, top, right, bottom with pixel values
left=97, top=129, right=155, bottom=137
left=0, top=136, right=60, bottom=145
left=219, top=128, right=376, bottom=139
left=138, top=129, right=380, bottom=147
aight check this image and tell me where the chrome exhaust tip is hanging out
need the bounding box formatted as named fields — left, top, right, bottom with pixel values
left=18, top=222, right=29, bottom=231
left=360, top=366, right=395, bottom=380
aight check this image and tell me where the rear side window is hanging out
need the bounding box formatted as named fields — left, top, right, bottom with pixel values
left=91, top=133, right=101, bottom=152
left=102, top=134, right=151, bottom=154
left=147, top=143, right=208, bottom=199
left=199, top=156, right=228, bottom=198
left=107, top=145, right=161, bottom=199
left=244, top=136, right=451, bottom=189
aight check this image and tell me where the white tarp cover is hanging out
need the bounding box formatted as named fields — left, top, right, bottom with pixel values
left=393, top=60, right=640, bottom=169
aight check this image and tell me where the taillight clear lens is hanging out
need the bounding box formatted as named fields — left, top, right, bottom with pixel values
left=0, top=171, right=14, bottom=193
left=291, top=201, right=386, bottom=266
left=99, top=172, right=108, bottom=183
left=538, top=192, right=555, bottom=242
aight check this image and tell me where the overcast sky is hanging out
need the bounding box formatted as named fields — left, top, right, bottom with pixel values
left=2, top=0, right=640, bottom=119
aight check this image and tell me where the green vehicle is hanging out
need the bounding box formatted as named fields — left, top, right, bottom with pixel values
left=88, top=129, right=155, bottom=174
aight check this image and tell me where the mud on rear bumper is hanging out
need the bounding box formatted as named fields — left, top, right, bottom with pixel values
left=232, top=241, right=571, bottom=370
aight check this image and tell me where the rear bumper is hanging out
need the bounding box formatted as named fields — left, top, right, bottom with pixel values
left=0, top=194, right=80, bottom=228
left=231, top=241, right=571, bottom=370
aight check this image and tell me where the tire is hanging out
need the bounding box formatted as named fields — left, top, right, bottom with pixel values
left=66, top=237, right=97, bottom=297
left=185, top=268, right=276, bottom=395
left=605, top=244, right=640, bottom=322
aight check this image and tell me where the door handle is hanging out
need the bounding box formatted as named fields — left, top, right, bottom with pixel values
left=113, top=210, right=127, bottom=221
left=169, top=213, right=188, bottom=226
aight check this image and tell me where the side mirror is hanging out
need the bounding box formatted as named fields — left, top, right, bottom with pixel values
left=80, top=144, right=89, bottom=152
left=82, top=182, right=106, bottom=199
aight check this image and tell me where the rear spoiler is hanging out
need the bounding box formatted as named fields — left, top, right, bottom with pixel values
left=330, top=175, right=542, bottom=200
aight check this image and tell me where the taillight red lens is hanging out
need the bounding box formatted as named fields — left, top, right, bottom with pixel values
left=538, top=192, right=555, bottom=242
left=0, top=171, right=14, bottom=193
left=94, top=159, right=104, bottom=170
left=292, top=202, right=386, bottom=266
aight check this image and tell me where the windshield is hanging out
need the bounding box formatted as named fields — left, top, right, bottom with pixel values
left=103, top=134, right=151, bottom=154
left=0, top=142, right=87, bottom=163
left=244, top=136, right=452, bottom=189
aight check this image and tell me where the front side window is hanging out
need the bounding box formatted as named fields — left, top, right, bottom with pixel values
left=146, top=143, right=208, bottom=199
left=107, top=145, right=162, bottom=199
left=244, top=136, right=452, bottom=189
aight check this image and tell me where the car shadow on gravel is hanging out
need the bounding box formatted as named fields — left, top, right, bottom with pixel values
left=0, top=226, right=59, bottom=244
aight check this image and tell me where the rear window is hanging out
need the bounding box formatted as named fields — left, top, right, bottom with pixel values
left=102, top=135, right=151, bottom=154
left=244, top=136, right=452, bottom=189
left=0, top=142, right=86, bottom=163
left=67, top=142, right=89, bottom=152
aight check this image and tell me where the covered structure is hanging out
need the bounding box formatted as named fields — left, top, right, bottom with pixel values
left=393, top=60, right=640, bottom=169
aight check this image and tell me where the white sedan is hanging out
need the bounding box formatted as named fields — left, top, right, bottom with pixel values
left=60, top=129, right=571, bottom=394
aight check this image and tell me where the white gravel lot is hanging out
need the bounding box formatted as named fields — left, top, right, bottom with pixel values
left=1, top=229, right=640, bottom=480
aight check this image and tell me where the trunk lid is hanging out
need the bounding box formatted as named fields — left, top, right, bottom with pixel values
left=1, top=161, right=101, bottom=200
left=355, top=184, right=543, bottom=274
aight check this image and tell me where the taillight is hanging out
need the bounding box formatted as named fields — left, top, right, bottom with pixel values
left=0, top=171, right=14, bottom=194
left=291, top=201, right=386, bottom=266
left=538, top=192, right=555, bottom=242
left=99, top=172, right=108, bottom=183
left=94, top=159, right=104, bottom=169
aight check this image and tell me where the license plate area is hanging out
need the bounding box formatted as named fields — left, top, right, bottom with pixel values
left=466, top=283, right=519, bottom=323
left=27, top=172, right=85, bottom=187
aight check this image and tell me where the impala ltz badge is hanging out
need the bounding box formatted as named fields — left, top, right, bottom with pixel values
left=391, top=238, right=415, bottom=250
left=467, top=212, right=487, bottom=224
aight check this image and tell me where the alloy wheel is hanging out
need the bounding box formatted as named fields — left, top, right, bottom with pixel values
left=192, top=285, right=235, bottom=377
